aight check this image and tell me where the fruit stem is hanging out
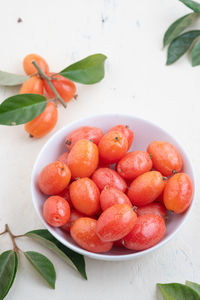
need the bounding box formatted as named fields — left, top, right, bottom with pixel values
left=4, top=224, right=21, bottom=253
left=32, top=60, right=67, bottom=108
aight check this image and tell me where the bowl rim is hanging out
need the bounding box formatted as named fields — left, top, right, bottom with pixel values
left=31, top=113, right=196, bottom=261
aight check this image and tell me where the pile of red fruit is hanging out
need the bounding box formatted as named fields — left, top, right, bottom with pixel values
left=38, top=125, right=193, bottom=253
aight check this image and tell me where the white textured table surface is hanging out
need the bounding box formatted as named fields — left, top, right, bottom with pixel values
left=0, top=0, right=200, bottom=299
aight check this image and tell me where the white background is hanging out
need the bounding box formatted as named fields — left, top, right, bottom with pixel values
left=0, top=0, right=200, bottom=299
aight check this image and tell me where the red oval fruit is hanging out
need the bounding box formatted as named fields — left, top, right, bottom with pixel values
left=43, top=196, right=70, bottom=227
left=96, top=204, right=137, bottom=242
left=44, top=73, right=76, bottom=103
left=38, top=161, right=71, bottom=195
left=100, top=186, right=132, bottom=211
left=58, top=187, right=73, bottom=208
left=157, top=178, right=168, bottom=204
left=147, top=141, right=183, bottom=176
left=71, top=218, right=113, bottom=253
left=57, top=152, right=69, bottom=165
left=108, top=125, right=134, bottom=149
left=65, top=126, right=104, bottom=151
left=23, top=53, right=49, bottom=75
left=69, top=178, right=100, bottom=216
left=61, top=210, right=85, bottom=232
left=20, top=76, right=43, bottom=95
left=98, top=131, right=128, bottom=163
left=123, top=214, right=166, bottom=251
left=25, top=102, right=58, bottom=138
left=117, top=151, right=152, bottom=180
left=163, top=173, right=193, bottom=213
left=67, top=139, right=99, bottom=178
left=127, top=171, right=165, bottom=206
left=92, top=168, right=127, bottom=192
left=136, top=202, right=166, bottom=219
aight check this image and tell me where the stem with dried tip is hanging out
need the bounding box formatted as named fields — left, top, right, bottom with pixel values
left=32, top=60, right=67, bottom=108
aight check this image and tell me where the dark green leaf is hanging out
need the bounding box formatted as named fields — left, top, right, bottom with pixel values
left=179, top=0, right=200, bottom=13
left=24, top=251, right=56, bottom=289
left=163, top=13, right=198, bottom=46
left=186, top=281, right=200, bottom=295
left=0, top=94, right=47, bottom=125
left=191, top=39, right=200, bottom=65
left=0, top=250, right=18, bottom=300
left=0, top=71, right=28, bottom=86
left=26, top=229, right=87, bottom=280
left=60, top=54, right=107, bottom=84
left=158, top=283, right=200, bottom=300
left=167, top=30, right=200, bottom=64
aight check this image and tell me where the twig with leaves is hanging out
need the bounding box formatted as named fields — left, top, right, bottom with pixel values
left=0, top=225, right=87, bottom=300
left=164, top=0, right=200, bottom=66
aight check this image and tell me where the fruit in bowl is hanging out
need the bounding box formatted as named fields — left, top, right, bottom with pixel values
left=31, top=114, right=195, bottom=261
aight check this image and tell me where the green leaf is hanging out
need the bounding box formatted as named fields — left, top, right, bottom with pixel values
left=186, top=281, right=200, bottom=296
left=0, top=71, right=28, bottom=86
left=163, top=13, right=198, bottom=47
left=0, top=250, right=18, bottom=300
left=191, top=39, right=200, bottom=65
left=60, top=54, right=107, bottom=84
left=179, top=0, right=200, bottom=13
left=0, top=94, right=47, bottom=125
left=158, top=283, right=200, bottom=300
left=167, top=30, right=200, bottom=64
left=24, top=251, right=56, bottom=289
left=26, top=229, right=87, bottom=280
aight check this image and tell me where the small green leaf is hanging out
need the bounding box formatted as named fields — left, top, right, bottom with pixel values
left=0, top=94, right=47, bottom=125
left=179, top=0, right=200, bottom=13
left=24, top=251, right=56, bottom=289
left=167, top=30, right=200, bottom=64
left=0, top=250, right=18, bottom=300
left=0, top=71, right=28, bottom=86
left=163, top=13, right=198, bottom=47
left=191, top=39, right=200, bottom=65
left=60, top=54, right=107, bottom=84
left=26, top=229, right=87, bottom=280
left=186, top=281, right=200, bottom=296
left=157, top=283, right=200, bottom=300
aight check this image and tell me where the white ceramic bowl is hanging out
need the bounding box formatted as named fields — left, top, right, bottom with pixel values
left=31, top=113, right=196, bottom=261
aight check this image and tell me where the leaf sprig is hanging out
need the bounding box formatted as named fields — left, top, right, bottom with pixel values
left=163, top=0, right=200, bottom=66
left=0, top=53, right=107, bottom=126
left=158, top=281, right=200, bottom=299
left=0, top=224, right=87, bottom=300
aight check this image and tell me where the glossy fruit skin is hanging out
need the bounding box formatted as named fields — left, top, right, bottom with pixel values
left=92, top=168, right=127, bottom=192
left=117, top=151, right=152, bottom=180
left=44, top=73, right=76, bottom=103
left=100, top=186, right=132, bottom=211
left=157, top=178, right=168, bottom=204
left=61, top=209, right=85, bottom=232
left=123, top=214, right=166, bottom=251
left=98, top=131, right=128, bottom=163
left=25, top=102, right=58, bottom=138
left=127, top=171, right=165, bottom=206
left=163, top=173, right=193, bottom=213
left=96, top=204, right=137, bottom=242
left=136, top=202, right=166, bottom=219
left=57, top=152, right=69, bottom=165
left=108, top=125, right=134, bottom=150
left=20, top=76, right=43, bottom=95
left=38, top=161, right=71, bottom=195
left=69, top=178, right=100, bottom=216
left=67, top=139, right=99, bottom=178
left=58, top=187, right=73, bottom=208
left=43, top=196, right=70, bottom=227
left=65, top=126, right=104, bottom=151
left=23, top=54, right=49, bottom=75
left=71, top=218, right=113, bottom=253
left=147, top=141, right=183, bottom=176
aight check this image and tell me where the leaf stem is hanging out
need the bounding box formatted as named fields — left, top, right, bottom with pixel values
left=31, top=61, right=67, bottom=108
left=5, top=224, right=20, bottom=253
